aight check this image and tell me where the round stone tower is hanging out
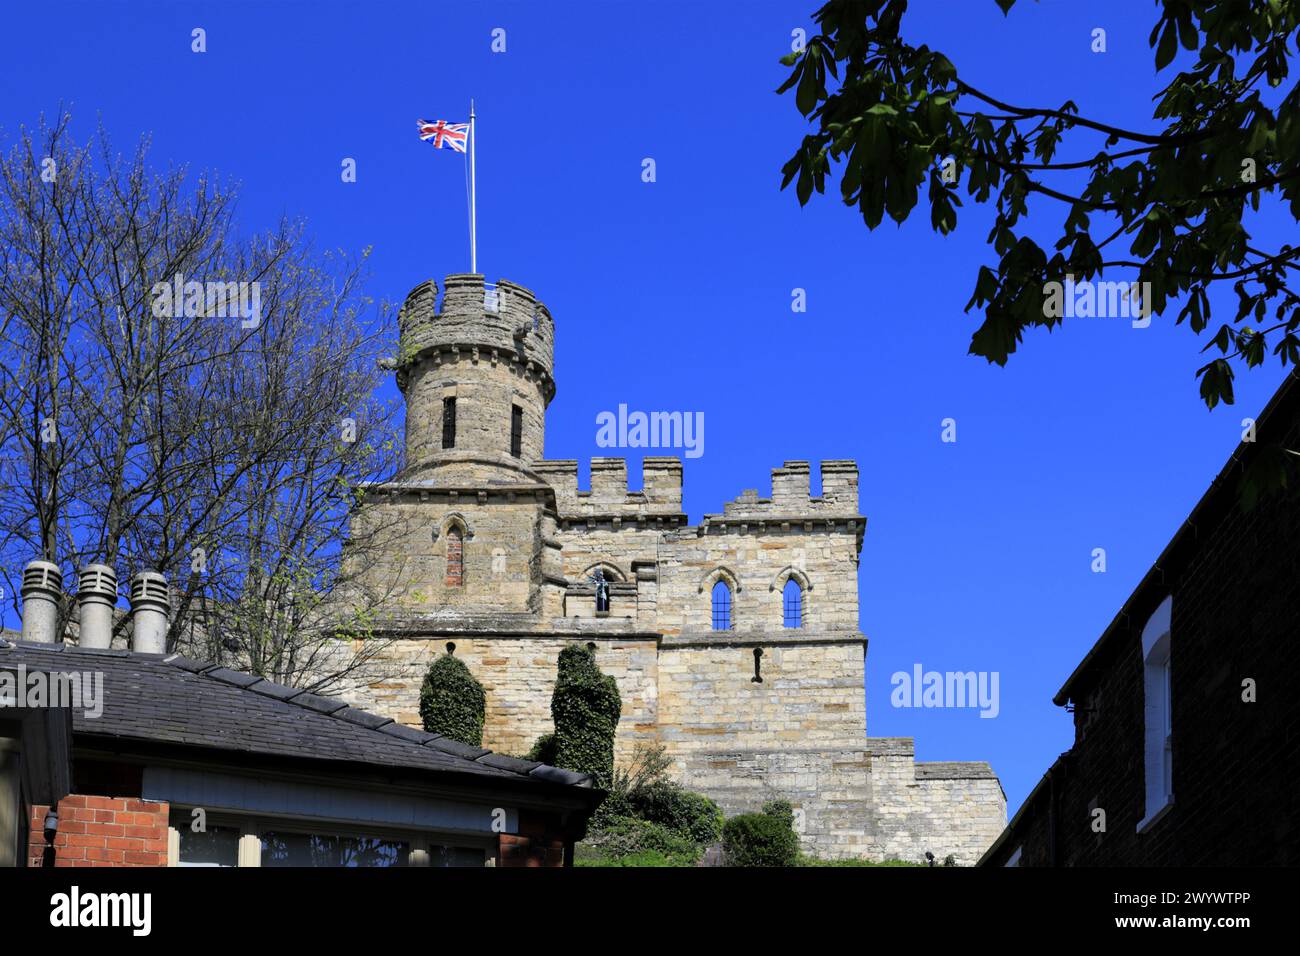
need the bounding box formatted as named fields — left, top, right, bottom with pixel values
left=395, top=274, right=555, bottom=484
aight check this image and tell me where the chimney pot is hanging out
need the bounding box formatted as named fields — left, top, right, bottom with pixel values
left=129, top=571, right=170, bottom=654
left=76, top=564, right=118, bottom=649
left=20, top=560, right=63, bottom=643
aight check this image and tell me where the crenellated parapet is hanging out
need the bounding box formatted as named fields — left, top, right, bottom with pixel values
left=535, top=457, right=686, bottom=526
left=395, top=274, right=555, bottom=400
left=690, top=460, right=864, bottom=549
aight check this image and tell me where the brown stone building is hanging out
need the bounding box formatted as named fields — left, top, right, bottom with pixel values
left=335, top=273, right=1006, bottom=862
left=981, top=371, right=1300, bottom=867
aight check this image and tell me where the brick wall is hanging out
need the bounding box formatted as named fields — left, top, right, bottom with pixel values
left=27, top=795, right=169, bottom=868
left=497, top=810, right=569, bottom=867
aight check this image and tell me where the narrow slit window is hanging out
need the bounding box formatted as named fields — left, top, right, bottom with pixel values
left=751, top=647, right=764, bottom=683
left=783, top=579, right=803, bottom=629
left=510, top=405, right=523, bottom=458
left=441, top=397, right=457, bottom=450
left=711, top=580, right=732, bottom=631
left=445, top=527, right=464, bottom=588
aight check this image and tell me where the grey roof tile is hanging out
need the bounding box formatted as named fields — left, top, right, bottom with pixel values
left=477, top=753, right=542, bottom=774
left=335, top=707, right=393, bottom=730
left=206, top=667, right=263, bottom=688
left=290, top=691, right=350, bottom=715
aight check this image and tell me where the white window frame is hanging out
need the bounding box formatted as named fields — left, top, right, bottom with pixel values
left=1137, top=595, right=1174, bottom=833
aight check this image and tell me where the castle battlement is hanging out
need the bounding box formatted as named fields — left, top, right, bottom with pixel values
left=709, top=460, right=860, bottom=519
left=534, top=457, right=684, bottom=517
left=397, top=274, right=555, bottom=384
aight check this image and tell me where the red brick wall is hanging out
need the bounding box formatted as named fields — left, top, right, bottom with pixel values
left=27, top=795, right=170, bottom=868
left=497, top=810, right=569, bottom=867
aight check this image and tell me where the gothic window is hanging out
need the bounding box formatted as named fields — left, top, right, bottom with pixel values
left=1139, top=595, right=1173, bottom=830
left=510, top=405, right=523, bottom=458
left=711, top=580, right=732, bottom=631
left=782, top=578, right=803, bottom=629
left=441, top=397, right=457, bottom=450
left=445, top=527, right=464, bottom=588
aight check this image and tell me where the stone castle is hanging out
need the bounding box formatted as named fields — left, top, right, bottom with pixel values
left=338, top=273, right=1006, bottom=862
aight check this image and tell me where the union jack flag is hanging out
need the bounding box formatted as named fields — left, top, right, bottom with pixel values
left=417, top=119, right=469, bottom=152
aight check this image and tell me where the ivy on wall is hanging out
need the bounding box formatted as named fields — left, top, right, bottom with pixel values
left=551, top=643, right=621, bottom=789
left=418, top=651, right=486, bottom=747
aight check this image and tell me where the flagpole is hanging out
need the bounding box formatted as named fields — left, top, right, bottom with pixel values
left=469, top=99, right=477, bottom=274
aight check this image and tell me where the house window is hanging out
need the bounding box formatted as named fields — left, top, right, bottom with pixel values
left=445, top=527, right=464, bottom=588
left=175, top=822, right=241, bottom=867
left=711, top=580, right=732, bottom=631
left=261, top=831, right=409, bottom=867
left=441, top=397, right=457, bottom=449
left=1138, top=595, right=1174, bottom=831
left=167, top=809, right=491, bottom=868
left=510, top=405, right=523, bottom=458
left=782, top=578, right=803, bottom=628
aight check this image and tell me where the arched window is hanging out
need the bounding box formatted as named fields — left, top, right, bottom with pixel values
left=445, top=527, right=464, bottom=588
left=1139, top=596, right=1173, bottom=829
left=782, top=578, right=803, bottom=629
left=711, top=580, right=732, bottom=631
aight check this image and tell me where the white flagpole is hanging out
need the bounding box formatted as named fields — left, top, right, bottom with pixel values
left=469, top=99, right=477, bottom=274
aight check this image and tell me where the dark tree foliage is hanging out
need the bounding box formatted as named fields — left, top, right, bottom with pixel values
left=524, top=732, right=558, bottom=764
left=551, top=644, right=622, bottom=789
left=418, top=653, right=486, bottom=747
left=779, top=1, right=1300, bottom=417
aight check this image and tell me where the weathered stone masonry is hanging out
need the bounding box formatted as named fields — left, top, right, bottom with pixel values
left=338, top=273, right=1005, bottom=863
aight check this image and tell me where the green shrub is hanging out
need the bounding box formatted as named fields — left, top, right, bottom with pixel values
left=722, top=812, right=800, bottom=867
left=417, top=653, right=485, bottom=746
left=628, top=781, right=724, bottom=846
left=761, top=799, right=795, bottom=830
left=550, top=644, right=621, bottom=789
left=586, top=816, right=700, bottom=866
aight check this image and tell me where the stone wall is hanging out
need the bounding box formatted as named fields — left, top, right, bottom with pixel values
left=675, top=738, right=1004, bottom=864
left=657, top=635, right=867, bottom=754
left=338, top=633, right=661, bottom=765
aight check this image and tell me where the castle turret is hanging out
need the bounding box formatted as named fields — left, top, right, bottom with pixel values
left=394, top=274, right=555, bottom=485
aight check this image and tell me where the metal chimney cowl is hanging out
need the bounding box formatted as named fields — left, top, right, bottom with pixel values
left=20, top=559, right=63, bottom=644
left=129, top=570, right=170, bottom=655
left=76, top=564, right=118, bottom=650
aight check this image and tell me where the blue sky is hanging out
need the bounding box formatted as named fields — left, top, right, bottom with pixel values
left=1, top=0, right=1291, bottom=815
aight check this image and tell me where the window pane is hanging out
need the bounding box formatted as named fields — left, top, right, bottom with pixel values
left=172, top=816, right=240, bottom=868
left=430, top=844, right=486, bottom=867
left=261, top=831, right=409, bottom=867
left=783, top=579, right=802, bottom=628
left=711, top=580, right=732, bottom=630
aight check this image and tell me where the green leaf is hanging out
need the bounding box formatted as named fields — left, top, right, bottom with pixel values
left=1155, top=21, right=1177, bottom=71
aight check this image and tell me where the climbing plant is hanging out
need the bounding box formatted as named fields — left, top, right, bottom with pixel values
left=551, top=643, right=622, bottom=789
left=418, top=651, right=486, bottom=746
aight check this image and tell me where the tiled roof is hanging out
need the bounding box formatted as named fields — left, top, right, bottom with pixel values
left=0, top=639, right=593, bottom=790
